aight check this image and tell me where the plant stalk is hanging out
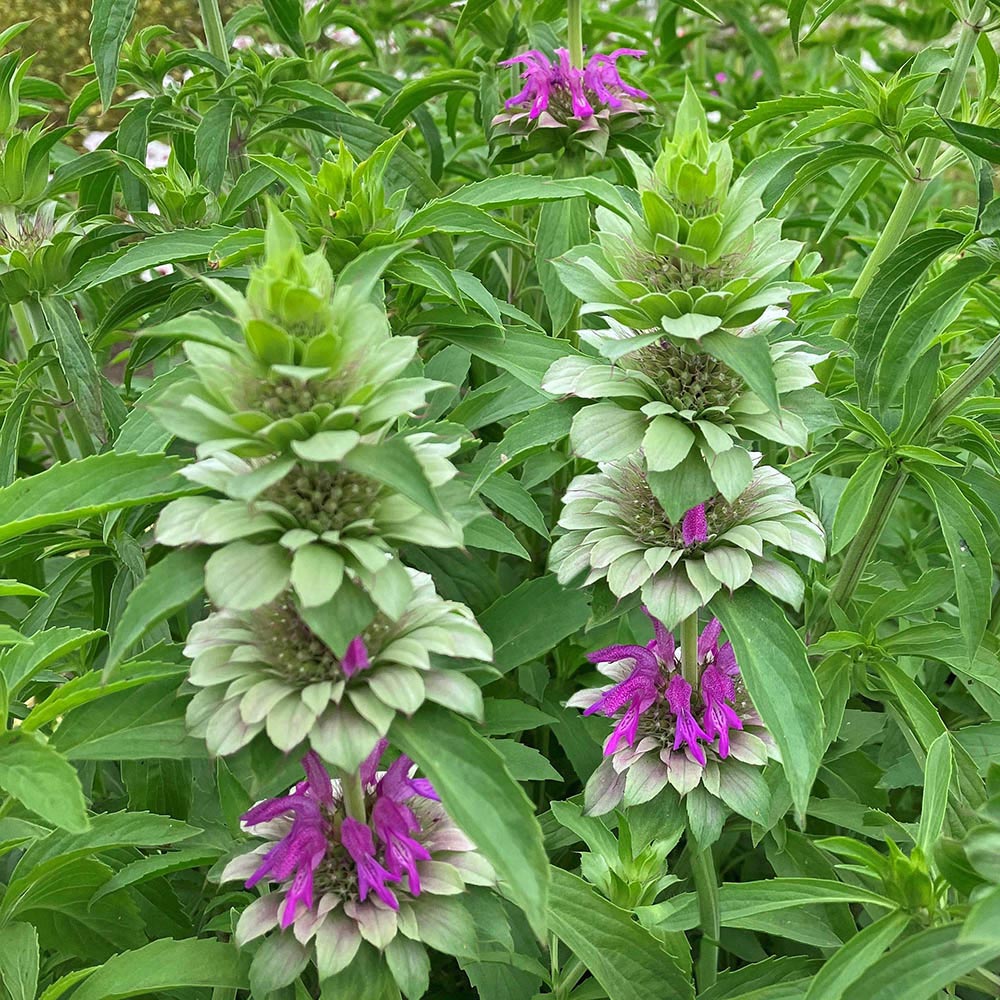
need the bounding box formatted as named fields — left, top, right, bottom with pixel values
left=338, top=769, right=366, bottom=822
left=829, top=0, right=987, bottom=340
left=692, top=846, right=720, bottom=992
left=567, top=0, right=584, bottom=68
left=823, top=328, right=1000, bottom=624
left=198, top=0, right=231, bottom=72
left=680, top=612, right=700, bottom=689
left=556, top=956, right=587, bottom=999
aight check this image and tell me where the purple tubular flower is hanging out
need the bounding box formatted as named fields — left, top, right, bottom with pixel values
left=341, top=636, right=370, bottom=678
left=341, top=816, right=400, bottom=910
left=379, top=755, right=440, bottom=804
left=372, top=795, right=431, bottom=894
left=583, top=645, right=660, bottom=755
left=682, top=504, right=709, bottom=546
left=242, top=753, right=334, bottom=927
left=666, top=674, right=709, bottom=766
left=697, top=618, right=723, bottom=659
left=499, top=49, right=555, bottom=118
left=642, top=606, right=677, bottom=663
left=701, top=664, right=743, bottom=757
left=360, top=738, right=389, bottom=788
left=556, top=48, right=594, bottom=117
left=583, top=48, right=648, bottom=107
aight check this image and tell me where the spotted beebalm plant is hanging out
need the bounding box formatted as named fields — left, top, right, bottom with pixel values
left=2, top=0, right=999, bottom=997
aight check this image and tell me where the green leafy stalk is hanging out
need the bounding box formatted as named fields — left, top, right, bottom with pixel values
left=567, top=0, right=584, bottom=69
left=825, top=329, right=1000, bottom=622
left=338, top=769, right=366, bottom=822
left=692, top=846, right=720, bottom=991
left=831, top=0, right=988, bottom=336
left=680, top=612, right=699, bottom=689
left=198, top=0, right=231, bottom=73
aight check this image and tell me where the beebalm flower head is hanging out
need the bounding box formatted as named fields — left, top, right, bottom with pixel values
left=184, top=568, right=491, bottom=769
left=156, top=435, right=462, bottom=615
left=552, top=84, right=810, bottom=333
left=550, top=456, right=825, bottom=629
left=567, top=612, right=777, bottom=814
left=543, top=314, right=826, bottom=497
left=147, top=210, right=440, bottom=461
left=224, top=748, right=492, bottom=989
left=491, top=48, right=650, bottom=158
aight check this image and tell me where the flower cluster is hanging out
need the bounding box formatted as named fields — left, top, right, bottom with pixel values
left=152, top=210, right=491, bottom=770
left=492, top=48, right=650, bottom=157
left=226, top=746, right=492, bottom=986
left=551, top=457, right=824, bottom=629
left=568, top=612, right=776, bottom=814
left=185, top=568, right=491, bottom=769
left=543, top=316, right=826, bottom=499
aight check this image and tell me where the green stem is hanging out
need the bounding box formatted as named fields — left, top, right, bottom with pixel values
left=338, top=770, right=366, bottom=822
left=691, top=846, right=720, bottom=992
left=556, top=956, right=587, bottom=999
left=829, top=0, right=986, bottom=342
left=11, top=299, right=95, bottom=457
left=921, top=331, right=1000, bottom=439
left=680, top=613, right=699, bottom=689
left=567, top=0, right=584, bottom=68
left=198, top=0, right=231, bottom=72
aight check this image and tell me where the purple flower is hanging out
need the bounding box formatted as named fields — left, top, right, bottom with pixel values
left=570, top=612, right=774, bottom=814
left=372, top=795, right=431, bottom=894
left=584, top=640, right=660, bottom=754
left=682, top=504, right=709, bottom=546
left=242, top=751, right=333, bottom=928
left=666, top=674, right=709, bottom=766
left=584, top=48, right=649, bottom=107
left=499, top=46, right=646, bottom=120
left=379, top=753, right=440, bottom=803
left=341, top=816, right=400, bottom=910
left=714, top=72, right=728, bottom=84
left=701, top=663, right=743, bottom=757
left=341, top=636, right=371, bottom=677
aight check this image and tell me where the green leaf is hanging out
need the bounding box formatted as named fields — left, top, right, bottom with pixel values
left=842, top=923, right=1000, bottom=1000
left=0, top=922, right=39, bottom=1000
left=67, top=939, right=248, bottom=1000
left=648, top=449, right=716, bottom=523
left=0, top=388, right=33, bottom=488
left=877, top=256, right=991, bottom=412
left=910, top=465, right=991, bottom=657
left=853, top=229, right=963, bottom=407
left=194, top=99, right=236, bottom=192
left=392, top=705, right=549, bottom=938
left=104, top=549, right=208, bottom=676
left=804, top=911, right=911, bottom=1000
left=917, top=732, right=952, bottom=856
left=0, top=732, right=89, bottom=833
left=711, top=588, right=823, bottom=820
left=478, top=575, right=590, bottom=673
left=474, top=401, right=576, bottom=489
left=701, top=330, right=779, bottom=413
left=64, top=226, right=235, bottom=292
left=378, top=70, right=480, bottom=130
left=90, top=0, right=138, bottom=109
left=40, top=298, right=105, bottom=443
left=342, top=439, right=444, bottom=518
left=51, top=680, right=204, bottom=761
left=261, top=0, right=305, bottom=52
left=942, top=117, right=1000, bottom=164
left=537, top=197, right=591, bottom=334
left=0, top=452, right=195, bottom=544
left=831, top=452, right=886, bottom=555
left=88, top=847, right=221, bottom=905
left=0, top=627, right=104, bottom=699
left=547, top=868, right=694, bottom=1000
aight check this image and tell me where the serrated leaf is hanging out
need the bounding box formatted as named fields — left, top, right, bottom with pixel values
left=0, top=733, right=89, bottom=833
left=90, top=0, right=138, bottom=109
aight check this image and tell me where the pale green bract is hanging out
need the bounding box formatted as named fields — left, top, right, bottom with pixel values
left=184, top=569, right=491, bottom=769
left=147, top=231, right=440, bottom=463
left=552, top=82, right=809, bottom=336
left=156, top=441, right=463, bottom=615
left=543, top=316, right=825, bottom=497
left=550, top=456, right=825, bottom=629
